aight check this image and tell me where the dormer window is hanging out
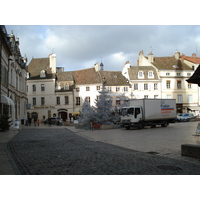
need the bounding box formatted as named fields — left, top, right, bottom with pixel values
left=65, top=84, right=69, bottom=90
left=40, top=70, right=46, bottom=78
left=148, top=71, right=154, bottom=78
left=173, top=65, right=178, bottom=68
left=138, top=71, right=144, bottom=78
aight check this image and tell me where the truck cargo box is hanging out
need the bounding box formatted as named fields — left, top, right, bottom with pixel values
left=128, top=99, right=176, bottom=121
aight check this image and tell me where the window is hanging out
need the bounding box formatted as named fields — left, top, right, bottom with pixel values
left=116, top=87, right=120, bottom=92
left=65, top=84, right=69, bottom=90
left=177, top=73, right=181, bottom=76
left=144, top=84, right=148, bottom=90
left=148, top=71, right=154, bottom=78
left=86, top=87, right=90, bottom=91
left=65, top=96, right=69, bottom=104
left=166, top=95, right=171, bottom=99
left=166, top=73, right=170, bottom=76
left=108, top=87, right=112, bottom=92
left=57, top=97, right=60, bottom=105
left=76, top=87, right=80, bottom=92
left=41, top=84, right=45, bottom=91
left=32, top=84, right=36, bottom=92
left=188, top=95, right=193, bottom=103
left=76, top=97, right=80, bottom=105
left=116, top=98, right=120, bottom=105
left=97, top=86, right=100, bottom=90
left=154, top=83, right=158, bottom=90
left=177, top=80, right=181, bottom=89
left=33, top=98, right=36, bottom=106
left=41, top=97, right=45, bottom=105
left=178, top=95, right=182, bottom=103
left=188, top=83, right=192, bottom=89
left=187, top=73, right=191, bottom=76
left=138, top=71, right=144, bottom=78
left=134, top=84, right=138, bottom=90
left=124, top=87, right=128, bottom=92
left=144, top=95, right=148, bottom=99
left=166, top=80, right=170, bottom=89
left=86, top=96, right=90, bottom=103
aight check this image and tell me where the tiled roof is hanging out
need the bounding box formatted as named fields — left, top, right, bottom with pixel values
left=152, top=57, right=191, bottom=70
left=28, top=58, right=49, bottom=77
left=99, top=71, right=131, bottom=86
left=181, top=55, right=200, bottom=64
left=56, top=71, right=74, bottom=81
left=72, top=67, right=101, bottom=85
left=128, top=66, right=159, bottom=80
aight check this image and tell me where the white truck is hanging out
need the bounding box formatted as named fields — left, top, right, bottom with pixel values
left=121, top=99, right=176, bottom=129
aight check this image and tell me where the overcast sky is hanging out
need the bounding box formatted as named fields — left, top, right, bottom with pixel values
left=5, top=25, right=200, bottom=72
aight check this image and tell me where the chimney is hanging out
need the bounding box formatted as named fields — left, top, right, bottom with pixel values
left=192, top=53, right=196, bottom=58
left=174, top=50, right=180, bottom=60
left=94, top=62, right=99, bottom=71
left=49, top=54, right=56, bottom=74
left=148, top=52, right=154, bottom=63
left=125, top=61, right=130, bottom=68
left=138, top=50, right=144, bottom=66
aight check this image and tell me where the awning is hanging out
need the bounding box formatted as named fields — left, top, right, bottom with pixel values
left=187, top=107, right=200, bottom=111
left=72, top=113, right=80, bottom=115
left=0, top=95, right=14, bottom=106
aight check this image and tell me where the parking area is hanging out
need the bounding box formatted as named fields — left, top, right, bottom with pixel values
left=70, top=121, right=200, bottom=162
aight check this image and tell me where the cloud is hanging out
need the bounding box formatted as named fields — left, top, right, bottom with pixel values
left=5, top=25, right=200, bottom=72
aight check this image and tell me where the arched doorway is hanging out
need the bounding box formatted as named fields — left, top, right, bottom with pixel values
left=31, top=112, right=38, bottom=120
left=57, top=109, right=68, bottom=121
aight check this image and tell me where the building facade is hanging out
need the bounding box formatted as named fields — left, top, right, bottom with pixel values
left=27, top=57, right=131, bottom=122
left=0, top=25, right=27, bottom=127
left=123, top=50, right=198, bottom=114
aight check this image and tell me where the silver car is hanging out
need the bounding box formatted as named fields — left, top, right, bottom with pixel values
left=179, top=113, right=196, bottom=122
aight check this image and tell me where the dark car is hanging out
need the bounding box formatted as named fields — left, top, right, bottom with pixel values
left=44, top=117, right=63, bottom=125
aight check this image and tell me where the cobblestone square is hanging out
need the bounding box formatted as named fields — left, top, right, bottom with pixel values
left=7, top=127, right=200, bottom=175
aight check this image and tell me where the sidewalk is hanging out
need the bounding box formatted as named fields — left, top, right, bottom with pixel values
left=0, top=128, right=19, bottom=175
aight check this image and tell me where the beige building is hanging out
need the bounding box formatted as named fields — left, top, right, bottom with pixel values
left=123, top=50, right=198, bottom=114
left=27, top=57, right=131, bottom=122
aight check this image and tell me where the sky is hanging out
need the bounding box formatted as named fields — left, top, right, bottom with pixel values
left=5, top=25, right=200, bottom=72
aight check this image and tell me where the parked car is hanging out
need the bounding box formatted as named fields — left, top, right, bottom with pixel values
left=178, top=113, right=196, bottom=122
left=176, top=113, right=183, bottom=122
left=44, top=117, right=63, bottom=125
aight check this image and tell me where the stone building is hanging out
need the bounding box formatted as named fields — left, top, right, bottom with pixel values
left=0, top=25, right=27, bottom=126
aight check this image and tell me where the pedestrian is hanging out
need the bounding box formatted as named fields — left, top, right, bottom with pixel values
left=34, top=118, right=37, bottom=126
left=69, top=113, right=72, bottom=123
left=37, top=120, right=40, bottom=126
left=90, top=120, right=93, bottom=131
left=25, top=119, right=29, bottom=126
left=28, top=117, right=32, bottom=126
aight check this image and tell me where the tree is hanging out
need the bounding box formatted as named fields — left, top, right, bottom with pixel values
left=78, top=98, right=95, bottom=127
left=93, top=86, right=114, bottom=124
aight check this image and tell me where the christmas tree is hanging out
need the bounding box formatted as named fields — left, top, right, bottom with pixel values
left=93, top=85, right=114, bottom=125
left=78, top=98, right=95, bottom=128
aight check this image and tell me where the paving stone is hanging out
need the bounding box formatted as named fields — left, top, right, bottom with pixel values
left=7, top=128, right=200, bottom=175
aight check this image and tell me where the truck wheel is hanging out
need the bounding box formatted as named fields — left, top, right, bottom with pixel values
left=161, top=121, right=168, bottom=127
left=138, top=121, right=144, bottom=129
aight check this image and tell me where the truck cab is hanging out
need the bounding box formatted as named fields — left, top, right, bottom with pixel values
left=121, top=106, right=144, bottom=129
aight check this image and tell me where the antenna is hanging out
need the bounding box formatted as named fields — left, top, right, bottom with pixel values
left=150, top=46, right=153, bottom=53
